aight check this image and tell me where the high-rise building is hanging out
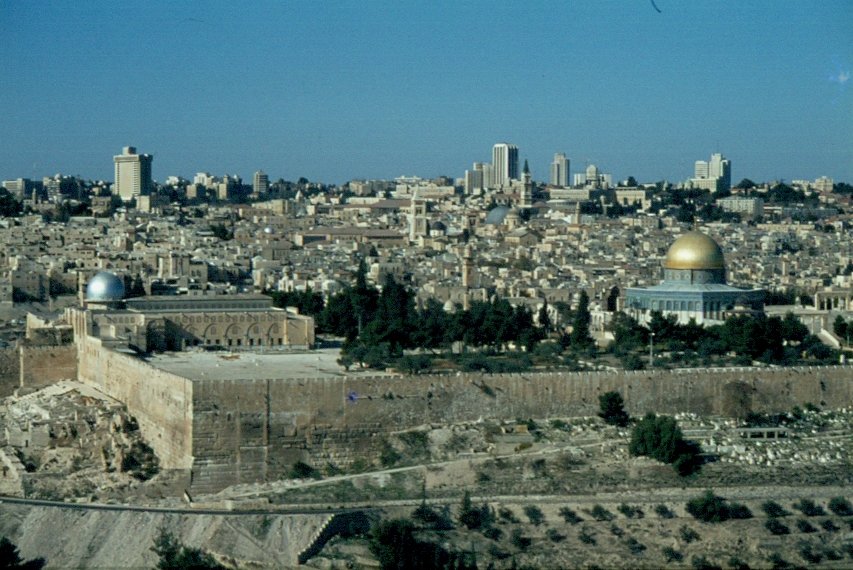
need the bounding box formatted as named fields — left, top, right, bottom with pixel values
left=691, top=153, right=731, bottom=192
left=114, top=146, right=153, bottom=202
left=708, top=153, right=731, bottom=191
left=464, top=168, right=483, bottom=195
left=492, top=143, right=519, bottom=187
left=550, top=153, right=570, bottom=186
left=253, top=170, right=269, bottom=195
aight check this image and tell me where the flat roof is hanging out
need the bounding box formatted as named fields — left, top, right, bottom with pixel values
left=144, top=348, right=395, bottom=381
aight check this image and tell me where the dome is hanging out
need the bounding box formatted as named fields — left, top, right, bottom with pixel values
left=663, top=231, right=725, bottom=270
left=85, top=271, right=125, bottom=302
left=484, top=206, right=510, bottom=225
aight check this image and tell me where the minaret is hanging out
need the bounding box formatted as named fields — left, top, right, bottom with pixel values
left=519, top=159, right=533, bottom=208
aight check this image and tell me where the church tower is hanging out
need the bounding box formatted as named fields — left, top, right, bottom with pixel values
left=519, top=159, right=533, bottom=208
left=409, top=188, right=428, bottom=241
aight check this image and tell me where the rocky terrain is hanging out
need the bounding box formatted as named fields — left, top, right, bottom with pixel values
left=1, top=382, right=851, bottom=568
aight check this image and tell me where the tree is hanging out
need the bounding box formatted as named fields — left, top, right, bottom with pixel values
left=0, top=537, right=46, bottom=570
left=685, top=490, right=732, bottom=523
left=537, top=299, right=551, bottom=333
left=629, top=413, right=702, bottom=475
left=598, top=391, right=630, bottom=427
left=833, top=315, right=849, bottom=343
left=151, top=528, right=224, bottom=569
left=570, top=290, right=594, bottom=349
left=780, top=312, right=808, bottom=343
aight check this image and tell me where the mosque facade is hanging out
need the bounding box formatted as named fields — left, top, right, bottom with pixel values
left=68, top=271, right=315, bottom=352
left=625, top=231, right=764, bottom=325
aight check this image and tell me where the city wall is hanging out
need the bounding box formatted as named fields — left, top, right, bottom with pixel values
left=190, top=365, right=853, bottom=492
left=0, top=347, right=20, bottom=398
left=18, top=344, right=77, bottom=390
left=76, top=337, right=194, bottom=470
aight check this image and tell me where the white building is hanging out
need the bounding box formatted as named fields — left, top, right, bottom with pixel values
left=492, top=143, right=519, bottom=187
left=253, top=170, right=269, bottom=195
left=550, top=153, right=570, bottom=187
left=113, top=146, right=153, bottom=202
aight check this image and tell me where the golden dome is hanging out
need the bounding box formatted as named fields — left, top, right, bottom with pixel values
left=663, top=231, right=725, bottom=270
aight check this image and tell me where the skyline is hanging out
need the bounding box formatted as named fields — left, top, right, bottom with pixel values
left=1, top=1, right=851, bottom=185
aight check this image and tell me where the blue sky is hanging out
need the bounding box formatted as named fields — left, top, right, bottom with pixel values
left=1, top=0, right=851, bottom=185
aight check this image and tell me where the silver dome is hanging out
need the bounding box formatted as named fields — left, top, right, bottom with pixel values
left=85, top=271, right=125, bottom=302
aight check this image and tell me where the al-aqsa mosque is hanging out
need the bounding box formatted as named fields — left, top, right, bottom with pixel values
left=625, top=231, right=764, bottom=324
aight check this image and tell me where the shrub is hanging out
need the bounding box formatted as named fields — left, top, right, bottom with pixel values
left=686, top=490, right=730, bottom=523
left=629, top=413, right=702, bottom=475
left=598, top=391, right=630, bottom=427
left=558, top=507, right=583, bottom=524
left=655, top=504, right=675, bottom=519
left=609, top=524, right=624, bottom=537
left=588, top=504, right=614, bottom=521
left=691, top=555, right=721, bottom=570
left=765, top=519, right=790, bottom=535
left=523, top=505, right=545, bottom=525
left=151, top=528, right=224, bottom=570
left=662, top=546, right=683, bottom=563
left=625, top=537, right=646, bottom=555
left=796, top=519, right=816, bottom=533
left=680, top=525, right=700, bottom=543
left=767, top=552, right=792, bottom=569
left=798, top=543, right=822, bottom=564
left=482, top=526, right=502, bottom=541
left=457, top=491, right=492, bottom=530
left=412, top=502, right=453, bottom=530
left=821, top=519, right=839, bottom=532
left=728, top=503, right=752, bottom=519
left=761, top=500, right=789, bottom=518
left=510, top=529, right=531, bottom=551
left=578, top=528, right=596, bottom=545
left=121, top=441, right=160, bottom=481
left=546, top=528, right=566, bottom=543
left=792, top=498, right=825, bottom=516
left=0, top=537, right=46, bottom=570
left=617, top=504, right=644, bottom=519
left=288, top=461, right=321, bottom=480
left=497, top=507, right=519, bottom=523
left=727, top=556, right=750, bottom=570
left=828, top=496, right=853, bottom=516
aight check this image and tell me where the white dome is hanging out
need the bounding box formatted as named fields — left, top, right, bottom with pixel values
left=86, top=271, right=125, bottom=302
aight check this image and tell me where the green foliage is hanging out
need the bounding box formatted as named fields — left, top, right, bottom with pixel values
left=828, top=496, right=853, bottom=516
left=624, top=537, right=646, bottom=555
left=685, top=490, right=732, bottom=523
left=457, top=491, right=493, bottom=530
left=691, top=555, right=721, bottom=570
left=588, top=505, right=614, bottom=521
left=792, top=498, right=825, bottom=516
left=411, top=502, right=453, bottom=530
left=546, top=528, right=566, bottom=543
left=288, top=461, right=321, bottom=479
left=654, top=504, right=675, bottom=519
left=821, top=519, right=839, bottom=532
left=761, top=500, right=790, bottom=518
left=629, top=413, right=702, bottom=475
left=764, top=519, right=790, bottom=535
left=523, top=505, right=544, bottom=525
left=268, top=288, right=324, bottom=316
left=0, top=536, right=46, bottom=570
left=498, top=507, right=520, bottom=523
left=209, top=223, right=233, bottom=241
left=598, top=391, right=630, bottom=427
left=679, top=525, right=700, bottom=543
left=557, top=507, right=582, bottom=524
left=617, top=504, right=644, bottom=519
left=578, top=527, right=596, bottom=545
left=151, top=528, right=224, bottom=570
left=569, top=290, right=594, bottom=349
left=727, top=556, right=750, bottom=570
left=120, top=441, right=159, bottom=481
left=369, top=518, right=475, bottom=570
left=796, top=519, right=817, bottom=533
left=0, top=189, right=23, bottom=218
left=662, top=546, right=683, bottom=563
left=510, top=529, right=531, bottom=551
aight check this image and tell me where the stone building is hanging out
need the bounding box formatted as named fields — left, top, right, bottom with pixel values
left=625, top=231, right=764, bottom=324
left=68, top=271, right=314, bottom=352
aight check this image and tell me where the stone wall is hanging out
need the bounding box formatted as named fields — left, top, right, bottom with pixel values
left=0, top=347, right=20, bottom=398
left=188, top=365, right=853, bottom=492
left=76, top=336, right=194, bottom=470
left=18, top=344, right=77, bottom=390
